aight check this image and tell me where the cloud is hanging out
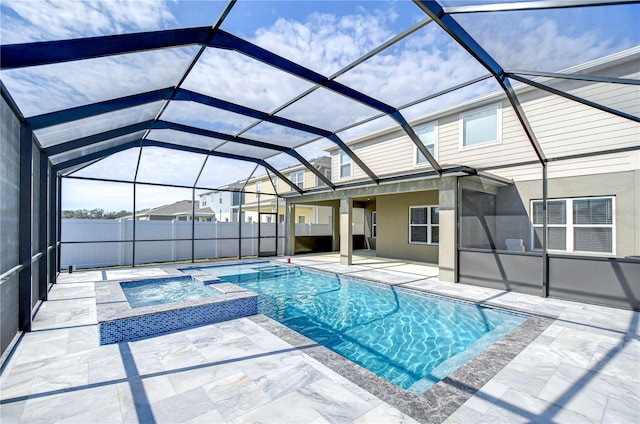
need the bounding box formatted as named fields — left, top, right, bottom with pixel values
left=2, top=47, right=197, bottom=116
left=136, top=146, right=206, bottom=186
left=181, top=48, right=313, bottom=113
left=161, top=101, right=258, bottom=135
left=72, top=145, right=143, bottom=182
left=252, top=11, right=395, bottom=76
left=455, top=11, right=636, bottom=72
left=1, top=0, right=175, bottom=43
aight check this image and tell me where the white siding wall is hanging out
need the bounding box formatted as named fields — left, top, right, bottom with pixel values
left=333, top=55, right=639, bottom=183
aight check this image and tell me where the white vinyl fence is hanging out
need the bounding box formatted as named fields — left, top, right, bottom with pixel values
left=61, top=219, right=334, bottom=269
left=61, top=219, right=280, bottom=269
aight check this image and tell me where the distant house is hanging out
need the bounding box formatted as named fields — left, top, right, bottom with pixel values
left=124, top=200, right=215, bottom=222
left=198, top=182, right=245, bottom=222
left=242, top=156, right=333, bottom=224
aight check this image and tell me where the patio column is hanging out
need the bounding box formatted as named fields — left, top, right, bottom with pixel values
left=332, top=203, right=340, bottom=252
left=285, top=203, right=295, bottom=256
left=340, top=196, right=353, bottom=266
left=439, top=176, right=457, bottom=283
left=18, top=123, right=33, bottom=332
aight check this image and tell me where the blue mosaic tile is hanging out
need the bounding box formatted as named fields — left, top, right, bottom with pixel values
left=99, top=296, right=257, bottom=345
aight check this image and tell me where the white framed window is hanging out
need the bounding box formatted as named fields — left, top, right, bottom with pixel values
left=372, top=211, right=377, bottom=238
left=531, top=196, right=615, bottom=255
left=271, top=176, right=278, bottom=191
left=315, top=169, right=332, bottom=186
left=255, top=180, right=262, bottom=192
left=201, top=195, right=207, bottom=207
left=459, top=103, right=502, bottom=150
left=339, top=150, right=352, bottom=178
left=414, top=122, right=437, bottom=165
left=409, top=206, right=439, bottom=244
left=298, top=215, right=305, bottom=224
left=290, top=171, right=304, bottom=189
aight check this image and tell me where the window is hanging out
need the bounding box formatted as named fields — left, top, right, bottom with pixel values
left=415, top=122, right=437, bottom=165
left=460, top=104, right=501, bottom=149
left=298, top=215, right=305, bottom=224
left=339, top=150, right=351, bottom=178
left=201, top=195, right=207, bottom=207
left=531, top=196, right=614, bottom=254
left=316, top=168, right=332, bottom=186
left=409, top=206, right=439, bottom=244
left=290, top=171, right=304, bottom=189
left=271, top=176, right=279, bottom=192
left=371, top=211, right=377, bottom=238
left=255, top=180, right=262, bottom=192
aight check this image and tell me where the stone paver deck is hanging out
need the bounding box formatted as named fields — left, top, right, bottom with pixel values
left=1, top=253, right=638, bottom=423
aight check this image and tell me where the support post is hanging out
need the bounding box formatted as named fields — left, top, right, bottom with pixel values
left=542, top=164, right=549, bottom=298
left=438, top=176, right=457, bottom=283
left=238, top=194, right=243, bottom=259
left=49, top=167, right=58, bottom=284
left=132, top=182, right=137, bottom=266
left=18, top=123, right=33, bottom=332
left=339, top=196, right=353, bottom=266
left=286, top=203, right=295, bottom=256
left=191, top=188, right=196, bottom=263
left=38, top=152, right=48, bottom=300
left=57, top=175, right=61, bottom=275
left=332, top=203, right=340, bottom=252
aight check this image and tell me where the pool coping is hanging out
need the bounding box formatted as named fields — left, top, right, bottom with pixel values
left=250, top=313, right=552, bottom=424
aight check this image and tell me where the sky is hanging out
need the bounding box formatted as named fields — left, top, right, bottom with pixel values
left=1, top=0, right=638, bottom=211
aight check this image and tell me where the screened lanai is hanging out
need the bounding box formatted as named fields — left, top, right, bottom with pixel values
left=1, top=0, right=639, bottom=349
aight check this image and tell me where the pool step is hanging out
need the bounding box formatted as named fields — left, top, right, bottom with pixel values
left=257, top=266, right=299, bottom=278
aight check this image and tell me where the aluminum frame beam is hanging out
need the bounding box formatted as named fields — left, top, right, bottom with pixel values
left=45, top=119, right=336, bottom=188
left=508, top=74, right=640, bottom=122
left=444, top=0, right=637, bottom=14
left=506, top=70, right=640, bottom=86
left=27, top=88, right=174, bottom=129
left=142, top=140, right=303, bottom=194
left=0, top=27, right=211, bottom=69
left=53, top=141, right=142, bottom=172
left=53, top=138, right=304, bottom=194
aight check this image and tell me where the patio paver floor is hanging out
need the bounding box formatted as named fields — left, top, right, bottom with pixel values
left=1, top=253, right=638, bottom=423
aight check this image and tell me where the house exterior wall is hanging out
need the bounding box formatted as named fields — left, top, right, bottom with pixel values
left=509, top=170, right=639, bottom=257
left=329, top=51, right=639, bottom=184
left=376, top=191, right=439, bottom=263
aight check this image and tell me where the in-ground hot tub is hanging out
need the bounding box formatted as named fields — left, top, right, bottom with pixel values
left=95, top=271, right=257, bottom=344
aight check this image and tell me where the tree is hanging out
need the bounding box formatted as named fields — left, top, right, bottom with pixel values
left=62, top=209, right=130, bottom=219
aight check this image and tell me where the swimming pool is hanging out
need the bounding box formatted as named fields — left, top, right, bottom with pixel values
left=121, top=276, right=222, bottom=308
left=197, top=262, right=528, bottom=394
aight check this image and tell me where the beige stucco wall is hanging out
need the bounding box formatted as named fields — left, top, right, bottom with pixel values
left=376, top=191, right=439, bottom=263
left=510, top=169, right=639, bottom=257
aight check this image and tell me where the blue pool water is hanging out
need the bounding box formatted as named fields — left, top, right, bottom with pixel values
left=197, top=262, right=527, bottom=393
left=121, top=276, right=221, bottom=308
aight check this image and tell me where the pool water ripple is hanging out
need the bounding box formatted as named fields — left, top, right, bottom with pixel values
left=199, top=263, right=527, bottom=393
